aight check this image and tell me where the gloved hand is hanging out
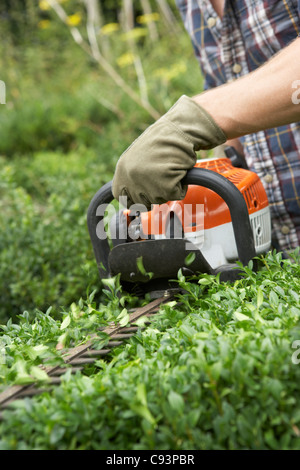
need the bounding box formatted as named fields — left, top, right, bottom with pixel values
left=112, top=95, right=227, bottom=209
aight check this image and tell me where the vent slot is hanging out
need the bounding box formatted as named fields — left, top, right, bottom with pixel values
left=250, top=209, right=271, bottom=250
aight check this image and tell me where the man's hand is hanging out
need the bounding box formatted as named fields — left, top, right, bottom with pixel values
left=112, top=95, right=226, bottom=209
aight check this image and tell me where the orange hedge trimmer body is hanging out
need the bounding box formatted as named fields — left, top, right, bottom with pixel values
left=87, top=148, right=271, bottom=294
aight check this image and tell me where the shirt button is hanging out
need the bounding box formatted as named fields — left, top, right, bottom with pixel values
left=281, top=225, right=290, bottom=235
left=207, top=17, right=217, bottom=28
left=263, top=173, right=273, bottom=183
left=232, top=63, right=242, bottom=74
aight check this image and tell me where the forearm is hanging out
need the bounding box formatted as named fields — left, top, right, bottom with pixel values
left=192, top=37, right=300, bottom=139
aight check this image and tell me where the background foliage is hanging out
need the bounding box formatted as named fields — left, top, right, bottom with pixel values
left=0, top=0, right=201, bottom=322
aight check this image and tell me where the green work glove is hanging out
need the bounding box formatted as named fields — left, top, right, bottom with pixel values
left=112, top=95, right=227, bottom=209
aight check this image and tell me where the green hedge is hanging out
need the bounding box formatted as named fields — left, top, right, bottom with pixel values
left=0, top=251, right=300, bottom=449
left=0, top=149, right=116, bottom=322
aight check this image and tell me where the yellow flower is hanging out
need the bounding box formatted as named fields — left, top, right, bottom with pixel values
left=66, top=13, right=82, bottom=27
left=39, top=0, right=50, bottom=10
left=121, top=28, right=147, bottom=41
left=117, top=52, right=135, bottom=68
left=136, top=13, right=160, bottom=24
left=38, top=19, right=50, bottom=29
left=154, top=62, right=187, bottom=81
left=100, top=23, right=120, bottom=35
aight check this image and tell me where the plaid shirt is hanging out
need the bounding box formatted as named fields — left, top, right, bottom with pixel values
left=176, top=0, right=300, bottom=252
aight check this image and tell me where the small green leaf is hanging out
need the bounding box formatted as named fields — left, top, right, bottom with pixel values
left=117, top=308, right=128, bottom=320
left=50, top=425, right=66, bottom=446
left=257, top=287, right=264, bottom=308
left=131, top=383, right=156, bottom=426
left=198, top=277, right=212, bottom=285
left=289, top=289, right=299, bottom=303
left=136, top=256, right=153, bottom=279
left=185, top=252, right=195, bottom=266
left=137, top=383, right=147, bottom=406
left=30, top=366, right=49, bottom=382
left=130, top=403, right=156, bottom=425
left=165, top=300, right=177, bottom=308
left=291, top=306, right=300, bottom=317
left=168, top=389, right=184, bottom=413
left=269, top=290, right=279, bottom=307
left=234, top=311, right=251, bottom=322
left=134, top=316, right=149, bottom=327
left=117, top=308, right=129, bottom=326
left=60, top=315, right=71, bottom=330
left=212, top=324, right=222, bottom=336
left=119, top=313, right=130, bottom=327
left=180, top=323, right=196, bottom=338
left=14, top=360, right=32, bottom=385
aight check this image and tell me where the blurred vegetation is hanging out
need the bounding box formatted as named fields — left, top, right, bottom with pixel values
left=0, top=0, right=203, bottom=322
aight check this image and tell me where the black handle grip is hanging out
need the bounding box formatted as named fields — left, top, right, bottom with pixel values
left=182, top=167, right=256, bottom=266
left=87, top=181, right=114, bottom=280
left=87, top=168, right=256, bottom=280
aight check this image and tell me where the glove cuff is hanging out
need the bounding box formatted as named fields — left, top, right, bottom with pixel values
left=164, top=95, right=227, bottom=150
